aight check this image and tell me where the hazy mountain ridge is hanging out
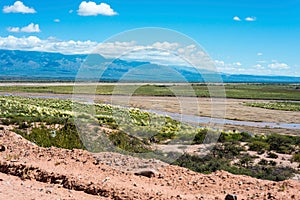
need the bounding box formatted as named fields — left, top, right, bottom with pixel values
left=0, top=49, right=299, bottom=83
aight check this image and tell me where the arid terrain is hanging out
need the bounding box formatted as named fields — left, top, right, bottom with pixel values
left=1, top=126, right=300, bottom=199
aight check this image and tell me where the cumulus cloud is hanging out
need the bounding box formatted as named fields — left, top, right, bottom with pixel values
left=0, top=36, right=214, bottom=70
left=234, top=62, right=242, bottom=66
left=0, top=35, right=98, bottom=54
left=3, top=1, right=36, bottom=14
left=268, top=62, right=289, bottom=69
left=215, top=60, right=225, bottom=67
left=233, top=16, right=241, bottom=21
left=77, top=1, right=117, bottom=16
left=254, top=64, right=264, bottom=69
left=93, top=41, right=205, bottom=67
left=7, top=27, right=20, bottom=32
left=54, top=19, right=60, bottom=23
left=7, top=23, right=40, bottom=33
left=245, top=17, right=256, bottom=21
left=0, top=35, right=295, bottom=76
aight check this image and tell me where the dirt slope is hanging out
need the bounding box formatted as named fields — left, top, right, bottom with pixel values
left=0, top=129, right=299, bottom=200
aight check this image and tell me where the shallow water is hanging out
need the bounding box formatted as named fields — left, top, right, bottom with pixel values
left=148, top=109, right=300, bottom=130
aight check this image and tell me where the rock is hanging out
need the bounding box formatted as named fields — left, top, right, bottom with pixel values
left=225, top=194, right=237, bottom=200
left=0, top=145, right=6, bottom=152
left=134, top=169, right=156, bottom=178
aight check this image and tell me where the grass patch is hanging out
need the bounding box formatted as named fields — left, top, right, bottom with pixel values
left=244, top=102, right=300, bottom=111
left=0, top=83, right=299, bottom=100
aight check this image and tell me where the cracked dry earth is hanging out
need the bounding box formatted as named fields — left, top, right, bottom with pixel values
left=0, top=129, right=300, bottom=200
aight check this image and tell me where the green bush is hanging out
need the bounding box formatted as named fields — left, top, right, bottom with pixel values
left=267, top=152, right=278, bottom=159
left=248, top=141, right=270, bottom=152
left=16, top=121, right=85, bottom=150
left=109, top=131, right=150, bottom=153
left=266, top=134, right=295, bottom=154
left=192, top=129, right=207, bottom=144
left=292, top=153, right=300, bottom=163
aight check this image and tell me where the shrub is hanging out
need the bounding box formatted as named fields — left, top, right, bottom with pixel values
left=267, top=152, right=278, bottom=159
left=258, top=159, right=269, bottom=165
left=292, top=153, right=300, bottom=163
left=266, top=134, right=295, bottom=154
left=109, top=131, right=150, bottom=153
left=192, top=129, right=207, bottom=144
left=248, top=141, right=270, bottom=152
left=16, top=121, right=85, bottom=150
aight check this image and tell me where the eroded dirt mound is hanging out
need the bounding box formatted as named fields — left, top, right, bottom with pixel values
left=0, top=129, right=299, bottom=200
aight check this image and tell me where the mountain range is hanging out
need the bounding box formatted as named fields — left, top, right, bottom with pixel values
left=0, top=49, right=299, bottom=83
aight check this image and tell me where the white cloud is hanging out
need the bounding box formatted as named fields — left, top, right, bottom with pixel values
left=254, top=64, right=264, bottom=69
left=0, top=36, right=214, bottom=70
left=257, top=52, right=263, bottom=56
left=7, top=23, right=41, bottom=33
left=69, top=10, right=74, bottom=13
left=7, top=27, right=20, bottom=32
left=0, top=35, right=296, bottom=76
left=245, top=17, right=256, bottom=21
left=77, top=1, right=117, bottom=16
left=233, top=16, right=241, bottom=21
left=3, top=1, right=36, bottom=14
left=235, top=62, right=242, bottom=66
left=215, top=60, right=225, bottom=67
left=268, top=62, right=289, bottom=69
left=54, top=19, right=60, bottom=23
left=0, top=35, right=98, bottom=54
left=21, top=23, right=40, bottom=32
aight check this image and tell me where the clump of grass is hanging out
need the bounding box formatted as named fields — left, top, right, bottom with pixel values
left=244, top=102, right=300, bottom=111
left=15, top=121, right=85, bottom=150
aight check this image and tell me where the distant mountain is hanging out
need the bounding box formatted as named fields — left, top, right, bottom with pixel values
left=0, top=49, right=299, bottom=83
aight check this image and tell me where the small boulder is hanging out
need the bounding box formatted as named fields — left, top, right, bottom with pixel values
left=0, top=145, right=6, bottom=152
left=134, top=169, right=156, bottom=178
left=225, top=194, right=237, bottom=200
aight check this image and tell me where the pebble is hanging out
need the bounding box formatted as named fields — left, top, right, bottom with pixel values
left=0, top=145, right=6, bottom=152
left=225, top=194, right=237, bottom=200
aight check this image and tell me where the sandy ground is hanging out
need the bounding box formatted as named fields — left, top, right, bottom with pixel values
left=1, top=129, right=300, bottom=199
left=0, top=172, right=106, bottom=200
left=94, top=96, right=299, bottom=124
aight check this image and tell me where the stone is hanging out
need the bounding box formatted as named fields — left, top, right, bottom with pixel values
left=0, top=145, right=6, bottom=152
left=225, top=194, right=237, bottom=200
left=134, top=169, right=156, bottom=178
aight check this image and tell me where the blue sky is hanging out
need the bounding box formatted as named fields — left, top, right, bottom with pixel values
left=0, top=0, right=299, bottom=76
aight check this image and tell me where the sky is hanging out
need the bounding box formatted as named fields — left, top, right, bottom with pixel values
left=0, top=0, right=300, bottom=76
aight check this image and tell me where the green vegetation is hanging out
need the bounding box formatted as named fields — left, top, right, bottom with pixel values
left=174, top=131, right=300, bottom=181
left=292, top=153, right=300, bottom=163
left=245, top=101, right=300, bottom=111
left=173, top=145, right=296, bottom=181
left=15, top=121, right=85, bottom=150
left=0, top=95, right=299, bottom=181
left=0, top=83, right=299, bottom=100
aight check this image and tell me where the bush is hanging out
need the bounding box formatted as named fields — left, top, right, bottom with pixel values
left=267, top=152, right=278, bottom=159
left=16, top=121, right=85, bottom=150
left=266, top=134, right=295, bottom=154
left=292, top=153, right=300, bottom=163
left=258, top=159, right=268, bottom=165
left=192, top=129, right=207, bottom=144
left=248, top=141, right=270, bottom=152
left=109, top=131, right=150, bottom=153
